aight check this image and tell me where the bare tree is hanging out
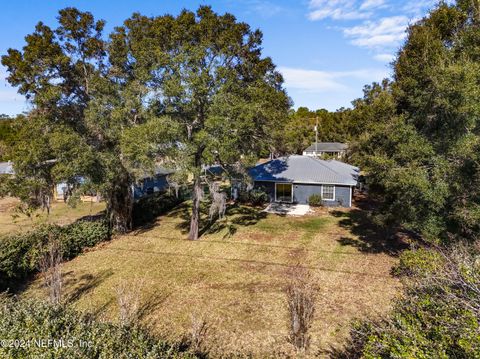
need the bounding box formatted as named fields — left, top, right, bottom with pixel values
left=208, top=181, right=226, bottom=221
left=285, top=266, right=317, bottom=352
left=39, top=236, right=63, bottom=305
left=189, top=314, right=210, bottom=353
left=114, top=278, right=145, bottom=326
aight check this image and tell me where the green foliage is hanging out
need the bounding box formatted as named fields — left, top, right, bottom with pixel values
left=308, top=194, right=322, bottom=207
left=2, top=6, right=290, bottom=237
left=132, top=192, right=185, bottom=227
left=0, top=220, right=110, bottom=291
left=393, top=247, right=443, bottom=277
left=61, top=220, right=111, bottom=259
left=0, top=115, right=20, bottom=161
left=238, top=188, right=269, bottom=206
left=350, top=1, right=480, bottom=243
left=0, top=296, right=196, bottom=358
left=341, top=244, right=480, bottom=358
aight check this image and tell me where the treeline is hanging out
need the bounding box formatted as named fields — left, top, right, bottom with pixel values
left=274, top=79, right=392, bottom=156
left=0, top=114, right=21, bottom=161
left=0, top=6, right=290, bottom=240
left=335, top=0, right=480, bottom=356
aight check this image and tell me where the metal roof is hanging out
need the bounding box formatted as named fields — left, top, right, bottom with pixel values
left=249, top=155, right=358, bottom=186
left=304, top=142, right=348, bottom=152
left=0, top=161, right=14, bottom=175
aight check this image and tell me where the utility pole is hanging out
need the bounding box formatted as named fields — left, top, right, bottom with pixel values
left=314, top=116, right=319, bottom=154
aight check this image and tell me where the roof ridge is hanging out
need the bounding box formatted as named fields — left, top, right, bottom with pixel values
left=307, top=156, right=346, bottom=178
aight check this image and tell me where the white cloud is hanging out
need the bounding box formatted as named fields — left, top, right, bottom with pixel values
left=279, top=66, right=389, bottom=93
left=308, top=0, right=371, bottom=21
left=360, top=0, right=386, bottom=10
left=343, top=15, right=409, bottom=48
left=306, top=1, right=439, bottom=62
left=373, top=53, right=395, bottom=62
left=0, top=89, right=24, bottom=103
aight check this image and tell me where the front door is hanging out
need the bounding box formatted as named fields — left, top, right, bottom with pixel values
left=275, top=183, right=293, bottom=203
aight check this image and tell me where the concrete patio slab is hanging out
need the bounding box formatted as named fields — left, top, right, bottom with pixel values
left=264, top=203, right=312, bottom=216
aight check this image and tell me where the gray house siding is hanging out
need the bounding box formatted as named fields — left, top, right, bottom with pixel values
left=133, top=175, right=169, bottom=199
left=253, top=181, right=352, bottom=207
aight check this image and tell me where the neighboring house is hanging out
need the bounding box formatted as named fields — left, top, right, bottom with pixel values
left=3, top=160, right=171, bottom=201
left=0, top=161, right=14, bottom=175
left=132, top=166, right=173, bottom=200
left=249, top=155, right=358, bottom=207
left=302, top=142, right=348, bottom=159
left=202, top=164, right=225, bottom=179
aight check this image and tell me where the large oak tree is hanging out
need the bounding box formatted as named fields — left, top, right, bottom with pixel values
left=111, top=7, right=290, bottom=239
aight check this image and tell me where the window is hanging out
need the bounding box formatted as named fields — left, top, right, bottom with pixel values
left=275, top=183, right=293, bottom=202
left=322, top=185, right=335, bottom=201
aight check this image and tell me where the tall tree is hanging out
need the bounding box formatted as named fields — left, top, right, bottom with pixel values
left=356, top=1, right=480, bottom=242
left=111, top=7, right=290, bottom=240
left=1, top=8, right=171, bottom=232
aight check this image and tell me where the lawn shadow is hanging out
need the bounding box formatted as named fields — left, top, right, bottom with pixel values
left=63, top=269, right=114, bottom=303
left=172, top=201, right=267, bottom=238
left=200, top=203, right=268, bottom=238
left=73, top=211, right=106, bottom=224
left=138, top=290, right=173, bottom=324
left=331, top=202, right=409, bottom=256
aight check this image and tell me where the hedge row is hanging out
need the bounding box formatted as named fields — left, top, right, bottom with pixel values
left=0, top=220, right=110, bottom=291
left=0, top=296, right=196, bottom=358
left=132, top=191, right=185, bottom=226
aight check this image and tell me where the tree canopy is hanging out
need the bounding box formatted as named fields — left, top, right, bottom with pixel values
left=1, top=6, right=290, bottom=237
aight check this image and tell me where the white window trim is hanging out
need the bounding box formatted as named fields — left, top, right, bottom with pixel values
left=275, top=182, right=293, bottom=203
left=321, top=184, right=336, bottom=201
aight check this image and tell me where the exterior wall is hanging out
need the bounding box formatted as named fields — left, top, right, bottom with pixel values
left=133, top=174, right=169, bottom=199
left=253, top=181, right=352, bottom=207
left=302, top=150, right=345, bottom=159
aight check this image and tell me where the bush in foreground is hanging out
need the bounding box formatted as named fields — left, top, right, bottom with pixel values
left=0, top=296, right=196, bottom=358
left=0, top=220, right=110, bottom=291
left=339, top=243, right=480, bottom=358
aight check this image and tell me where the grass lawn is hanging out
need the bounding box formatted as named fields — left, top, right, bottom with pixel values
left=24, top=201, right=400, bottom=357
left=0, top=197, right=105, bottom=236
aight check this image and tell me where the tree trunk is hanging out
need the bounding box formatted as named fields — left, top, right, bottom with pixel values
left=107, top=171, right=133, bottom=234
left=188, top=174, right=202, bottom=240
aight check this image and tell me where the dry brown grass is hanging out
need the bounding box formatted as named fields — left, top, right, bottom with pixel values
left=0, top=197, right=105, bottom=235
left=23, top=201, right=400, bottom=357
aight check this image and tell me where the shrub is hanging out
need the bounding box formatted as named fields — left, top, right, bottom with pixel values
left=61, top=220, right=110, bottom=259
left=0, top=220, right=110, bottom=292
left=0, top=296, right=196, bottom=358
left=285, top=266, right=316, bottom=352
left=238, top=188, right=269, bottom=206
left=133, top=192, right=185, bottom=226
left=392, top=247, right=443, bottom=277
left=339, top=243, right=480, bottom=358
left=308, top=194, right=322, bottom=207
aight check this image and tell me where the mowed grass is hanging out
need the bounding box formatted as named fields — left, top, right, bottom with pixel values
left=24, top=202, right=400, bottom=357
left=0, top=197, right=105, bottom=235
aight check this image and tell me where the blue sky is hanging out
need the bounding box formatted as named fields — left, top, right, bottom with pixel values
left=0, top=0, right=441, bottom=115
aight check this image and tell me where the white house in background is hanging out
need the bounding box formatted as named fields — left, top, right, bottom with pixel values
left=302, top=142, right=348, bottom=159
left=0, top=161, right=14, bottom=175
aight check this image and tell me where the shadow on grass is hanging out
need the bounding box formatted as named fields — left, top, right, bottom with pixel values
left=173, top=202, right=268, bottom=239
left=331, top=208, right=408, bottom=256
left=73, top=211, right=107, bottom=224
left=63, top=269, right=114, bottom=303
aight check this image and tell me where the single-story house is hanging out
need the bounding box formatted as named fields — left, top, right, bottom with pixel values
left=302, top=142, right=348, bottom=159
left=249, top=155, right=358, bottom=207
left=132, top=166, right=173, bottom=200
